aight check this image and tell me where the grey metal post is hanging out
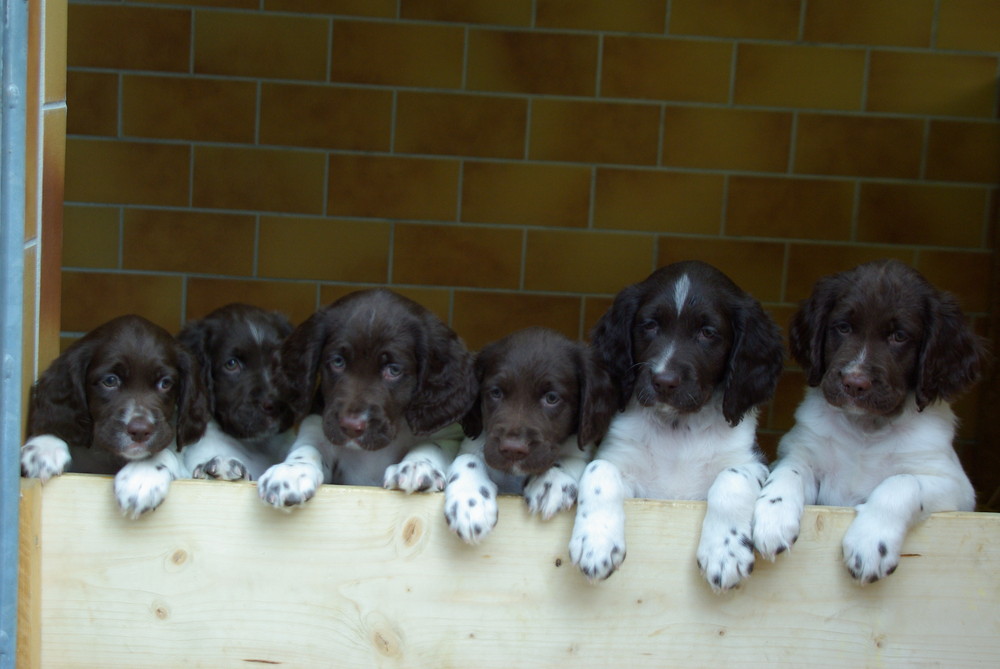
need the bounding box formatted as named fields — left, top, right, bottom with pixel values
left=0, top=0, right=29, bottom=665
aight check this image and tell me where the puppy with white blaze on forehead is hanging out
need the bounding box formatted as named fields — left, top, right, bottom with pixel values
left=752, top=259, right=985, bottom=584
left=570, top=261, right=784, bottom=591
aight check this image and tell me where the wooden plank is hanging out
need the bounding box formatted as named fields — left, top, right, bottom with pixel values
left=31, top=474, right=1000, bottom=668
left=18, top=478, right=41, bottom=669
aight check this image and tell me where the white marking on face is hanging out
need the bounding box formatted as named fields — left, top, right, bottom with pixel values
left=121, top=399, right=154, bottom=423
left=673, top=274, right=691, bottom=316
left=652, top=342, right=677, bottom=374
left=247, top=319, right=264, bottom=346
left=843, top=346, right=868, bottom=375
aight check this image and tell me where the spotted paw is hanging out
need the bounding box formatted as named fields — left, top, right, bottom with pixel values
left=383, top=458, right=446, bottom=494
left=20, top=435, right=71, bottom=483
left=192, top=456, right=250, bottom=482
left=115, top=459, right=175, bottom=519
left=257, top=461, right=323, bottom=509
left=697, top=524, right=755, bottom=592
left=525, top=467, right=578, bottom=520
left=842, top=514, right=903, bottom=585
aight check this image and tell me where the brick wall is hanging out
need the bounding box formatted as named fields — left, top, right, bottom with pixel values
left=63, top=0, right=999, bottom=466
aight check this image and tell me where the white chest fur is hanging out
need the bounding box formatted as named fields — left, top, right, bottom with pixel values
left=596, top=397, right=760, bottom=500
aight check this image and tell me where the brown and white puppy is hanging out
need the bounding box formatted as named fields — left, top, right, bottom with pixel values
left=445, top=327, right=616, bottom=544
left=753, top=259, right=985, bottom=583
left=178, top=303, right=296, bottom=482
left=569, top=261, right=784, bottom=590
left=21, top=315, right=209, bottom=518
left=257, top=289, right=477, bottom=509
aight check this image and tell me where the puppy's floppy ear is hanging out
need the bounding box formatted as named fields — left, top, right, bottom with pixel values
left=406, top=314, right=477, bottom=436
left=590, top=283, right=643, bottom=411
left=723, top=296, right=785, bottom=426
left=789, top=274, right=841, bottom=387
left=176, top=317, right=216, bottom=414
left=27, top=338, right=97, bottom=448
left=175, top=343, right=211, bottom=447
left=915, top=290, right=986, bottom=410
left=574, top=345, right=617, bottom=449
left=459, top=346, right=493, bottom=439
left=280, top=309, right=329, bottom=419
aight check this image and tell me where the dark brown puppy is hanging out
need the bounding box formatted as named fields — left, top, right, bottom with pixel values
left=445, top=327, right=616, bottom=544
left=178, top=303, right=296, bottom=481
left=754, top=259, right=986, bottom=584
left=258, top=289, right=477, bottom=508
left=462, top=327, right=615, bottom=476
left=21, top=315, right=209, bottom=517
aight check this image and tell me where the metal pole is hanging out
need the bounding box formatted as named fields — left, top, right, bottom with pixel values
left=0, top=0, right=29, bottom=664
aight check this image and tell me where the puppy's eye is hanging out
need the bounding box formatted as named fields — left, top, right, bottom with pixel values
left=100, top=374, right=120, bottom=389
left=157, top=377, right=174, bottom=392
left=223, top=358, right=242, bottom=372
left=487, top=387, right=503, bottom=401
left=889, top=330, right=909, bottom=344
left=640, top=319, right=658, bottom=332
left=329, top=354, right=346, bottom=370
left=542, top=391, right=561, bottom=406
left=383, top=363, right=403, bottom=379
left=699, top=326, right=718, bottom=340
left=834, top=322, right=852, bottom=335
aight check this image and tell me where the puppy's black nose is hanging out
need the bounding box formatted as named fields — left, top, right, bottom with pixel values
left=842, top=371, right=872, bottom=396
left=126, top=417, right=153, bottom=443
left=652, top=371, right=681, bottom=394
left=259, top=398, right=276, bottom=416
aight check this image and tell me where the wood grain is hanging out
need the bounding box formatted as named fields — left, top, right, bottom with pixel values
left=24, top=475, right=1000, bottom=668
left=18, top=479, right=42, bottom=669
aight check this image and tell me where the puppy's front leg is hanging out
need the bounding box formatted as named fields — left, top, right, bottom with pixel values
left=525, top=438, right=591, bottom=520
left=183, top=421, right=251, bottom=481
left=569, top=459, right=628, bottom=582
left=443, top=441, right=499, bottom=544
left=752, top=458, right=816, bottom=560
left=842, top=473, right=971, bottom=584
left=383, top=425, right=463, bottom=493
left=115, top=447, right=185, bottom=519
left=697, top=462, right=768, bottom=592
left=21, top=435, right=72, bottom=482
left=257, top=415, right=332, bottom=510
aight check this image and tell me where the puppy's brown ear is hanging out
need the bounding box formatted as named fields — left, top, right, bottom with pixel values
left=27, top=338, right=96, bottom=448
left=915, top=290, right=986, bottom=410
left=575, top=346, right=616, bottom=449
left=406, top=315, right=478, bottom=436
left=722, top=297, right=784, bottom=426
left=175, top=344, right=211, bottom=447
left=177, top=317, right=216, bottom=414
left=590, top=283, right=643, bottom=411
left=280, top=310, right=329, bottom=419
left=789, top=274, right=842, bottom=387
left=459, top=346, right=493, bottom=439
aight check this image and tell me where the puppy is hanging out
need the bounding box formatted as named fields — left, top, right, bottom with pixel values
left=178, top=303, right=296, bottom=482
left=445, top=327, right=616, bottom=544
left=569, top=261, right=784, bottom=590
left=257, top=289, right=477, bottom=509
left=752, top=259, right=985, bottom=583
left=20, top=315, right=210, bottom=518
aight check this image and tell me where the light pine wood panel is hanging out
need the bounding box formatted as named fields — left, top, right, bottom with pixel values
left=24, top=475, right=1000, bottom=668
